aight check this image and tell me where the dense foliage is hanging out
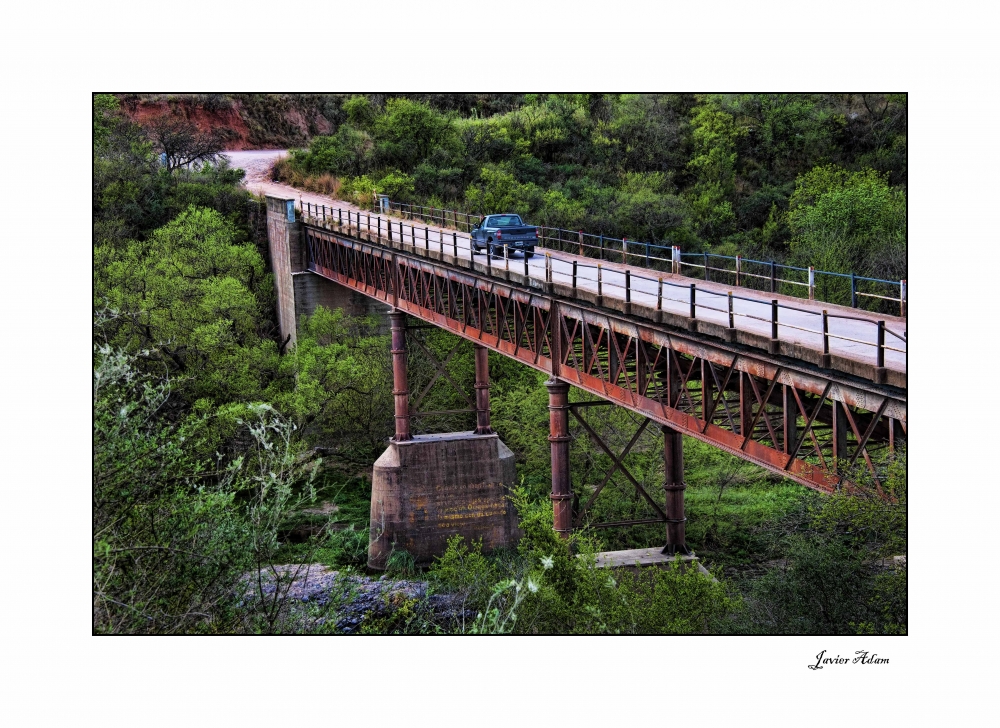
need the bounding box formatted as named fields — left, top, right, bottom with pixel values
left=281, top=93, right=906, bottom=283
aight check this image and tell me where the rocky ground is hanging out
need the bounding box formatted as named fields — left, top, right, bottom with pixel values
left=247, top=563, right=476, bottom=634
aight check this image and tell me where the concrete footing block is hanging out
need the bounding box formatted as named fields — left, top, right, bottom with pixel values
left=368, top=432, right=521, bottom=570
left=590, top=548, right=712, bottom=578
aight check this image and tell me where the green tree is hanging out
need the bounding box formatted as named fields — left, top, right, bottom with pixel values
left=684, top=99, right=745, bottom=243
left=373, top=98, right=459, bottom=170
left=788, top=165, right=906, bottom=280
left=95, top=206, right=280, bottom=407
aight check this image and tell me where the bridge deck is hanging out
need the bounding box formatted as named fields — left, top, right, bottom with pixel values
left=236, top=164, right=905, bottom=377
left=302, top=204, right=907, bottom=377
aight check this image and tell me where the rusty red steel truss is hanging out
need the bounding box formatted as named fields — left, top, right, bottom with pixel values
left=304, top=225, right=906, bottom=494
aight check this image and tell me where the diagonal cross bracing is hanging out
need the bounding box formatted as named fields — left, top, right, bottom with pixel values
left=302, top=224, right=906, bottom=494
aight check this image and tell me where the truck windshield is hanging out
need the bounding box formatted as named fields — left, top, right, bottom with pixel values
left=487, top=215, right=523, bottom=227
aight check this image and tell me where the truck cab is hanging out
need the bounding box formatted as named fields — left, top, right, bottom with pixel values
left=470, top=213, right=538, bottom=258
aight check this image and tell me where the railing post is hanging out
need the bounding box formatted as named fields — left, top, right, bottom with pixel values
left=851, top=272, right=857, bottom=308
left=597, top=264, right=603, bottom=299
left=578, top=230, right=584, bottom=257
left=625, top=270, right=631, bottom=303
left=728, top=292, right=734, bottom=329
left=322, top=204, right=327, bottom=222
left=339, top=208, right=342, bottom=226
left=599, top=233, right=604, bottom=261
left=770, top=261, right=776, bottom=294
left=487, top=247, right=492, bottom=276
left=504, top=243, right=509, bottom=270
left=545, top=252, right=552, bottom=283
left=704, top=252, right=709, bottom=281
left=387, top=217, right=392, bottom=243
left=645, top=242, right=650, bottom=267
left=808, top=266, right=815, bottom=300
left=572, top=260, right=578, bottom=289
left=453, top=232, right=458, bottom=257
left=425, top=226, right=429, bottom=251
left=822, top=309, right=831, bottom=367
left=689, top=284, right=696, bottom=320
left=735, top=255, right=741, bottom=286
left=622, top=237, right=627, bottom=264
left=377, top=216, right=381, bottom=240
left=770, top=299, right=780, bottom=354
left=876, top=320, right=886, bottom=369
left=672, top=246, right=680, bottom=275
left=524, top=254, right=529, bottom=278
left=900, top=279, right=907, bottom=317
left=657, top=278, right=663, bottom=311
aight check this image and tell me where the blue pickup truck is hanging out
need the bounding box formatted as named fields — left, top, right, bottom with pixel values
left=470, top=214, right=538, bottom=258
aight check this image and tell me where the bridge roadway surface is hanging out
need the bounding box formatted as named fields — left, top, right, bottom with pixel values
left=227, top=150, right=907, bottom=375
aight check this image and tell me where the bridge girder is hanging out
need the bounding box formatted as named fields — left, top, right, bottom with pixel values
left=303, top=223, right=906, bottom=494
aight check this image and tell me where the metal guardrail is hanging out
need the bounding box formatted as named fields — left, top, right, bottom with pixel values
left=303, top=202, right=906, bottom=373
left=371, top=198, right=906, bottom=318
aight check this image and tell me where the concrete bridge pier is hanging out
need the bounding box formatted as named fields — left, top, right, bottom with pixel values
left=368, top=312, right=520, bottom=570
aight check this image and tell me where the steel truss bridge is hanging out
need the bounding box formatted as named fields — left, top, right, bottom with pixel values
left=299, top=208, right=906, bottom=497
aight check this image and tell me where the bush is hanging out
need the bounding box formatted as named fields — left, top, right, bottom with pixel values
left=93, top=342, right=318, bottom=634
left=428, top=491, right=736, bottom=634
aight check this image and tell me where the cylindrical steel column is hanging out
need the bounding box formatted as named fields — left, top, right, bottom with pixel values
left=546, top=378, right=572, bottom=537
left=389, top=311, right=411, bottom=442
left=474, top=344, right=493, bottom=435
left=661, top=424, right=690, bottom=556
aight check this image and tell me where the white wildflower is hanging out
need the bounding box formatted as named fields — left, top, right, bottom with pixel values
left=526, top=577, right=539, bottom=594
left=540, top=555, right=554, bottom=570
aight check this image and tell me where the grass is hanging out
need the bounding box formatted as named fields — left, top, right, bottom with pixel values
left=272, top=466, right=373, bottom=570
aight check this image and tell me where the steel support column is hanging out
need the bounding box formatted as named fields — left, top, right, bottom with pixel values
left=474, top=343, right=493, bottom=435
left=390, top=311, right=412, bottom=442
left=662, top=424, right=690, bottom=555
left=547, top=379, right=573, bottom=537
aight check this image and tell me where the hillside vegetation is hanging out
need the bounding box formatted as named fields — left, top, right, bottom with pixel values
left=277, top=93, right=906, bottom=284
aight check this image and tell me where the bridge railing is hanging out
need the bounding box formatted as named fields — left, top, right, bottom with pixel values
left=303, top=203, right=906, bottom=373
left=375, top=199, right=906, bottom=318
